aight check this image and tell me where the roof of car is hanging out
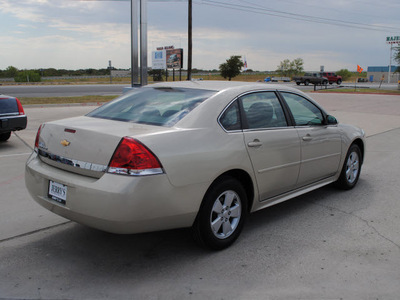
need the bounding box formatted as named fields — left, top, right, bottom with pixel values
left=148, top=80, right=301, bottom=94
left=0, top=94, right=14, bottom=99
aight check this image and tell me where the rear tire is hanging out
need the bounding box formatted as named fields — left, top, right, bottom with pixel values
left=304, top=80, right=310, bottom=86
left=192, top=176, right=247, bottom=250
left=0, top=132, right=11, bottom=142
left=335, top=144, right=362, bottom=190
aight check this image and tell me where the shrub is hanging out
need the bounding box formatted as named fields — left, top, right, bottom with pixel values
left=14, top=71, right=41, bottom=82
left=336, top=69, right=352, bottom=81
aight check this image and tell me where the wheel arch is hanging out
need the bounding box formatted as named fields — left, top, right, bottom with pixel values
left=205, top=169, right=255, bottom=213
left=352, top=138, right=365, bottom=165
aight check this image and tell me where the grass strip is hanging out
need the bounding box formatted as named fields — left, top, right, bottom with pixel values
left=19, top=95, right=118, bottom=105
left=314, top=88, right=400, bottom=95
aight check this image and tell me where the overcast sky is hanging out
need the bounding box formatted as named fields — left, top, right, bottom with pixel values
left=1, top=0, right=399, bottom=72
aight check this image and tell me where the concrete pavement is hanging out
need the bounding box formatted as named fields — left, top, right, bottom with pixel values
left=1, top=93, right=400, bottom=299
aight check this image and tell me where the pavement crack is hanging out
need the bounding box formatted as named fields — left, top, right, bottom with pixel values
left=13, top=131, right=34, bottom=151
left=307, top=200, right=400, bottom=250
left=0, top=221, right=72, bottom=244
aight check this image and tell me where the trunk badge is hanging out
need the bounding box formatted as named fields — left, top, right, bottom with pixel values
left=61, top=140, right=71, bottom=147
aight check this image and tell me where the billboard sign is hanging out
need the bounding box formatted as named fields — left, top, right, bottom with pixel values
left=166, top=48, right=183, bottom=69
left=152, top=50, right=166, bottom=70
left=386, top=36, right=400, bottom=44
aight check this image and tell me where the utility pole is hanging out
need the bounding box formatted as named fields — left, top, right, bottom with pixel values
left=187, top=0, right=192, bottom=80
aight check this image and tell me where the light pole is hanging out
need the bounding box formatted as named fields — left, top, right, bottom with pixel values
left=388, top=43, right=392, bottom=84
left=131, top=0, right=147, bottom=87
left=131, top=0, right=139, bottom=86
left=187, top=0, right=192, bottom=81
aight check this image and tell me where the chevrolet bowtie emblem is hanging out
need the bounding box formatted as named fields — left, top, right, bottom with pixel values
left=61, top=140, right=70, bottom=147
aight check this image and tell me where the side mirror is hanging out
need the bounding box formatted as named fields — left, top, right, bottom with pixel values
left=326, top=115, right=338, bottom=125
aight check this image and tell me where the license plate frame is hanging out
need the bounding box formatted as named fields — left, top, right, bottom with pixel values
left=48, top=180, right=67, bottom=205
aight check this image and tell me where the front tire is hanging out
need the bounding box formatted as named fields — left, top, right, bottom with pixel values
left=192, top=177, right=247, bottom=250
left=337, top=79, right=342, bottom=85
left=335, top=144, right=362, bottom=190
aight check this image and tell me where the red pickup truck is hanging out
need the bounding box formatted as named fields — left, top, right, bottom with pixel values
left=320, top=72, right=342, bottom=85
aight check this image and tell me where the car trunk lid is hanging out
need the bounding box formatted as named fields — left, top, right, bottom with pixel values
left=36, top=116, right=170, bottom=178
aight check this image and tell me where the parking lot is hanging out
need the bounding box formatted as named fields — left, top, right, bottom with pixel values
left=1, top=92, right=400, bottom=299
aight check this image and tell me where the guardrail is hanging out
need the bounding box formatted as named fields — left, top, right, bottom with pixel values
left=313, top=84, right=345, bottom=91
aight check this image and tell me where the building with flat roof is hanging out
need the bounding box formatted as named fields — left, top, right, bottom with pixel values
left=367, top=66, right=399, bottom=83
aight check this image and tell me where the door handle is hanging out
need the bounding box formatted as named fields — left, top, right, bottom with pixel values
left=302, top=134, right=313, bottom=141
left=247, top=140, right=262, bottom=147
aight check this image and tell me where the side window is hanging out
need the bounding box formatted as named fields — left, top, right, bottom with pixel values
left=241, top=92, right=287, bottom=129
left=281, top=92, right=324, bottom=126
left=219, top=101, right=241, bottom=131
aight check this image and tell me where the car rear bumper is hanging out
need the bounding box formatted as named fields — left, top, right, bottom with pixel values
left=0, top=115, right=27, bottom=133
left=25, top=152, right=205, bottom=234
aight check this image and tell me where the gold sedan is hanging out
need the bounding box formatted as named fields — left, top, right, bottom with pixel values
left=25, top=81, right=365, bottom=250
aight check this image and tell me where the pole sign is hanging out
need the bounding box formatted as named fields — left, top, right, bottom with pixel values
left=166, top=48, right=183, bottom=69
left=152, top=50, right=166, bottom=70
left=386, top=36, right=400, bottom=44
left=154, top=46, right=183, bottom=69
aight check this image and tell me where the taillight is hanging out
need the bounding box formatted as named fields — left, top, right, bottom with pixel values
left=107, top=137, right=163, bottom=176
left=34, top=124, right=43, bottom=151
left=15, top=98, right=25, bottom=115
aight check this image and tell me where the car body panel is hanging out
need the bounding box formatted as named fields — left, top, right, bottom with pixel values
left=295, top=126, right=342, bottom=186
left=37, top=116, right=173, bottom=173
left=25, top=152, right=207, bottom=233
left=244, top=127, right=301, bottom=200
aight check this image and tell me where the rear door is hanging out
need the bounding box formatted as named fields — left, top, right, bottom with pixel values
left=240, top=91, right=301, bottom=201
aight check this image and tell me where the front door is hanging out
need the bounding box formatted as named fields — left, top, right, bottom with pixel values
left=280, top=92, right=342, bottom=186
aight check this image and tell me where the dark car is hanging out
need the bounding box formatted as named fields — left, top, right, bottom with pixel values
left=0, top=95, right=27, bottom=141
left=293, top=73, right=328, bottom=86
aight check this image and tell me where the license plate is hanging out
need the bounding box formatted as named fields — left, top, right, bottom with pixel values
left=48, top=180, right=67, bottom=205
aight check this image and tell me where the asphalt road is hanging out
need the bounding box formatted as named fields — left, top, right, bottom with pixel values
left=1, top=93, right=400, bottom=299
left=1, top=82, right=398, bottom=98
left=0, top=84, right=128, bottom=98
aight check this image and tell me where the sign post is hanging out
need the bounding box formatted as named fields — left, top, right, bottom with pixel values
left=386, top=36, right=400, bottom=84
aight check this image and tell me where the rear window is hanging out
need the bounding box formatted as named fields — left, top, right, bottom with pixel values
left=87, top=87, right=216, bottom=126
left=0, top=98, right=18, bottom=116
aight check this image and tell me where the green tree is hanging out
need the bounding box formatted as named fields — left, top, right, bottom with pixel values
left=292, top=58, right=304, bottom=75
left=277, top=58, right=304, bottom=77
left=219, top=55, right=244, bottom=81
left=336, top=69, right=352, bottom=81
left=14, top=70, right=41, bottom=82
left=394, top=46, right=400, bottom=73
left=5, top=66, right=19, bottom=78
left=277, top=59, right=291, bottom=77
